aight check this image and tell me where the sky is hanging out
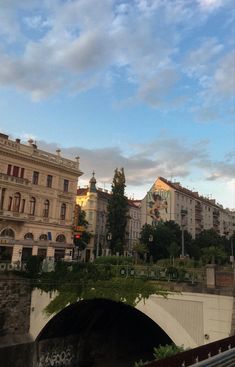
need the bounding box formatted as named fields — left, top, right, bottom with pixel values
left=0, top=0, right=234, bottom=208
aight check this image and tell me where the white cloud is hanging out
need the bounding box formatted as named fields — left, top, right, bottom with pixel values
left=213, top=51, right=235, bottom=97
left=198, top=0, right=224, bottom=11
left=0, top=0, right=234, bottom=111
left=184, top=38, right=224, bottom=78
left=33, top=135, right=234, bottom=207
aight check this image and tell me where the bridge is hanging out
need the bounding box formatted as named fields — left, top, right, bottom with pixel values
left=30, top=288, right=234, bottom=349
left=0, top=264, right=235, bottom=366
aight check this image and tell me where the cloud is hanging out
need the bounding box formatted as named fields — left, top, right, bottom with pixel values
left=184, top=38, right=224, bottom=78
left=0, top=0, right=234, bottom=113
left=36, top=136, right=212, bottom=189
left=197, top=158, right=235, bottom=181
left=198, top=0, right=224, bottom=11
left=212, top=51, right=235, bottom=98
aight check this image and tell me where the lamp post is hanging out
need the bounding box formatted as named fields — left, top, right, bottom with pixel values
left=181, top=209, right=187, bottom=258
left=107, top=233, right=112, bottom=256
left=96, top=211, right=105, bottom=258
left=147, top=234, right=153, bottom=263
left=231, top=233, right=234, bottom=266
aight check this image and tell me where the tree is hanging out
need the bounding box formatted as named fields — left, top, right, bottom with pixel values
left=107, top=168, right=128, bottom=254
left=75, top=210, right=92, bottom=250
left=201, top=246, right=227, bottom=264
left=193, top=229, right=222, bottom=249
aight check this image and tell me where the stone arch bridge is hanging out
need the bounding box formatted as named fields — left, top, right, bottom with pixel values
left=30, top=288, right=234, bottom=349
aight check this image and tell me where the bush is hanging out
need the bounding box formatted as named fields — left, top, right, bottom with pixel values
left=25, top=255, right=43, bottom=277
left=153, top=344, right=184, bottom=360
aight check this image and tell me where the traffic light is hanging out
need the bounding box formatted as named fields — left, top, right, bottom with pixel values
left=73, top=234, right=81, bottom=246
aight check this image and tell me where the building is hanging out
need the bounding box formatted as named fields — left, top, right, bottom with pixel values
left=141, top=177, right=235, bottom=239
left=76, top=173, right=141, bottom=261
left=0, top=133, right=82, bottom=264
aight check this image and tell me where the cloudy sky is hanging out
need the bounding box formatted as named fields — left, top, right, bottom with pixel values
left=0, top=0, right=234, bottom=208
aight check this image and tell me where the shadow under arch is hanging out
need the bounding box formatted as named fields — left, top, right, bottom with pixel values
left=36, top=298, right=173, bottom=367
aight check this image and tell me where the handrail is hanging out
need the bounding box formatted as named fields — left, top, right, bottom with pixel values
left=189, top=347, right=235, bottom=366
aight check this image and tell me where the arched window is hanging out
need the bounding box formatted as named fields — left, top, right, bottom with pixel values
left=8, top=196, right=12, bottom=211
left=60, top=203, right=66, bottom=220
left=13, top=192, right=21, bottom=212
left=39, top=234, right=48, bottom=241
left=29, top=197, right=36, bottom=216
left=56, top=234, right=66, bottom=243
left=24, top=232, right=34, bottom=240
left=43, top=200, right=50, bottom=218
left=1, top=228, right=15, bottom=238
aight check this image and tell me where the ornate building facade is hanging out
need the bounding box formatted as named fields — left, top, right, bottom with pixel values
left=141, top=177, right=235, bottom=239
left=76, top=173, right=141, bottom=261
left=0, top=133, right=82, bottom=263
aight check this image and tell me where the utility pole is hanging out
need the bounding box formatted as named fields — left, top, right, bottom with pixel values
left=181, top=209, right=187, bottom=258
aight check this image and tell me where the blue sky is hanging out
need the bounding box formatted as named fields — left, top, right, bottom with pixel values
left=0, top=0, right=234, bottom=208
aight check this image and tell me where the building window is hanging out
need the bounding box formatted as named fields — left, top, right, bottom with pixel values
left=21, top=199, right=25, bottom=213
left=1, top=228, right=15, bottom=238
left=12, top=166, right=20, bottom=177
left=20, top=168, right=25, bottom=178
left=39, top=234, right=48, bottom=241
left=43, top=200, right=50, bottom=217
left=13, top=192, right=21, bottom=212
left=29, top=197, right=36, bottom=215
left=60, top=203, right=66, bottom=220
left=47, top=175, right=53, bottom=188
left=8, top=196, right=12, bottom=211
left=24, top=232, right=34, bottom=240
left=32, top=171, right=39, bottom=185
left=7, top=164, right=12, bottom=175
left=63, top=179, right=69, bottom=192
left=56, top=234, right=66, bottom=242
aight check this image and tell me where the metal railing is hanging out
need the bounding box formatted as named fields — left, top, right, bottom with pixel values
left=189, top=347, right=235, bottom=366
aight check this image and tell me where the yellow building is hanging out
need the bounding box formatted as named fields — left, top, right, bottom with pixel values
left=76, top=173, right=141, bottom=261
left=141, top=177, right=235, bottom=239
left=0, top=133, right=82, bottom=264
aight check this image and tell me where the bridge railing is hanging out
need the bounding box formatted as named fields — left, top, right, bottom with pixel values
left=96, top=264, right=206, bottom=284
left=0, top=261, right=27, bottom=272
left=144, top=335, right=235, bottom=367
left=0, top=260, right=206, bottom=284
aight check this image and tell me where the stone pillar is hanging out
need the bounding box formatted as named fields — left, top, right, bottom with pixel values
left=47, top=246, right=55, bottom=259
left=12, top=244, right=23, bottom=264
left=32, top=246, right=38, bottom=256
left=206, top=264, right=216, bottom=288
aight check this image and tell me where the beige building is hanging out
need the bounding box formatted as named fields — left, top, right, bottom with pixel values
left=141, top=177, right=235, bottom=239
left=0, top=133, right=82, bottom=264
left=76, top=173, right=141, bottom=261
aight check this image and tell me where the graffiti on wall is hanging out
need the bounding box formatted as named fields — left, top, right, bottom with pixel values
left=37, top=336, right=79, bottom=367
left=147, top=189, right=170, bottom=222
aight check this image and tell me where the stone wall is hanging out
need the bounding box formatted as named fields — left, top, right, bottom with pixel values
left=0, top=274, right=31, bottom=344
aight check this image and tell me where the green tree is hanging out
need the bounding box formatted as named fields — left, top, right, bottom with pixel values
left=133, top=242, right=149, bottom=263
left=25, top=255, right=43, bottom=278
left=107, top=168, right=128, bottom=254
left=193, top=229, right=222, bottom=249
left=76, top=210, right=92, bottom=250
left=201, top=246, right=227, bottom=264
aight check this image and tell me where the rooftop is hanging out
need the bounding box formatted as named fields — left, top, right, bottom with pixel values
left=0, top=133, right=82, bottom=175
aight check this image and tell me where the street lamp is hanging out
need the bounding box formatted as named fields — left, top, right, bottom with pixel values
left=181, top=209, right=187, bottom=258
left=106, top=233, right=112, bottom=256
left=96, top=211, right=105, bottom=258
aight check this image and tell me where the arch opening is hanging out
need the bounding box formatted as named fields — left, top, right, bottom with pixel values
left=36, top=298, right=173, bottom=367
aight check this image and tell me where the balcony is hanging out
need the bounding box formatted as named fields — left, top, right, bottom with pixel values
left=0, top=209, right=28, bottom=222
left=0, top=173, right=31, bottom=187
left=195, top=212, right=203, bottom=220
